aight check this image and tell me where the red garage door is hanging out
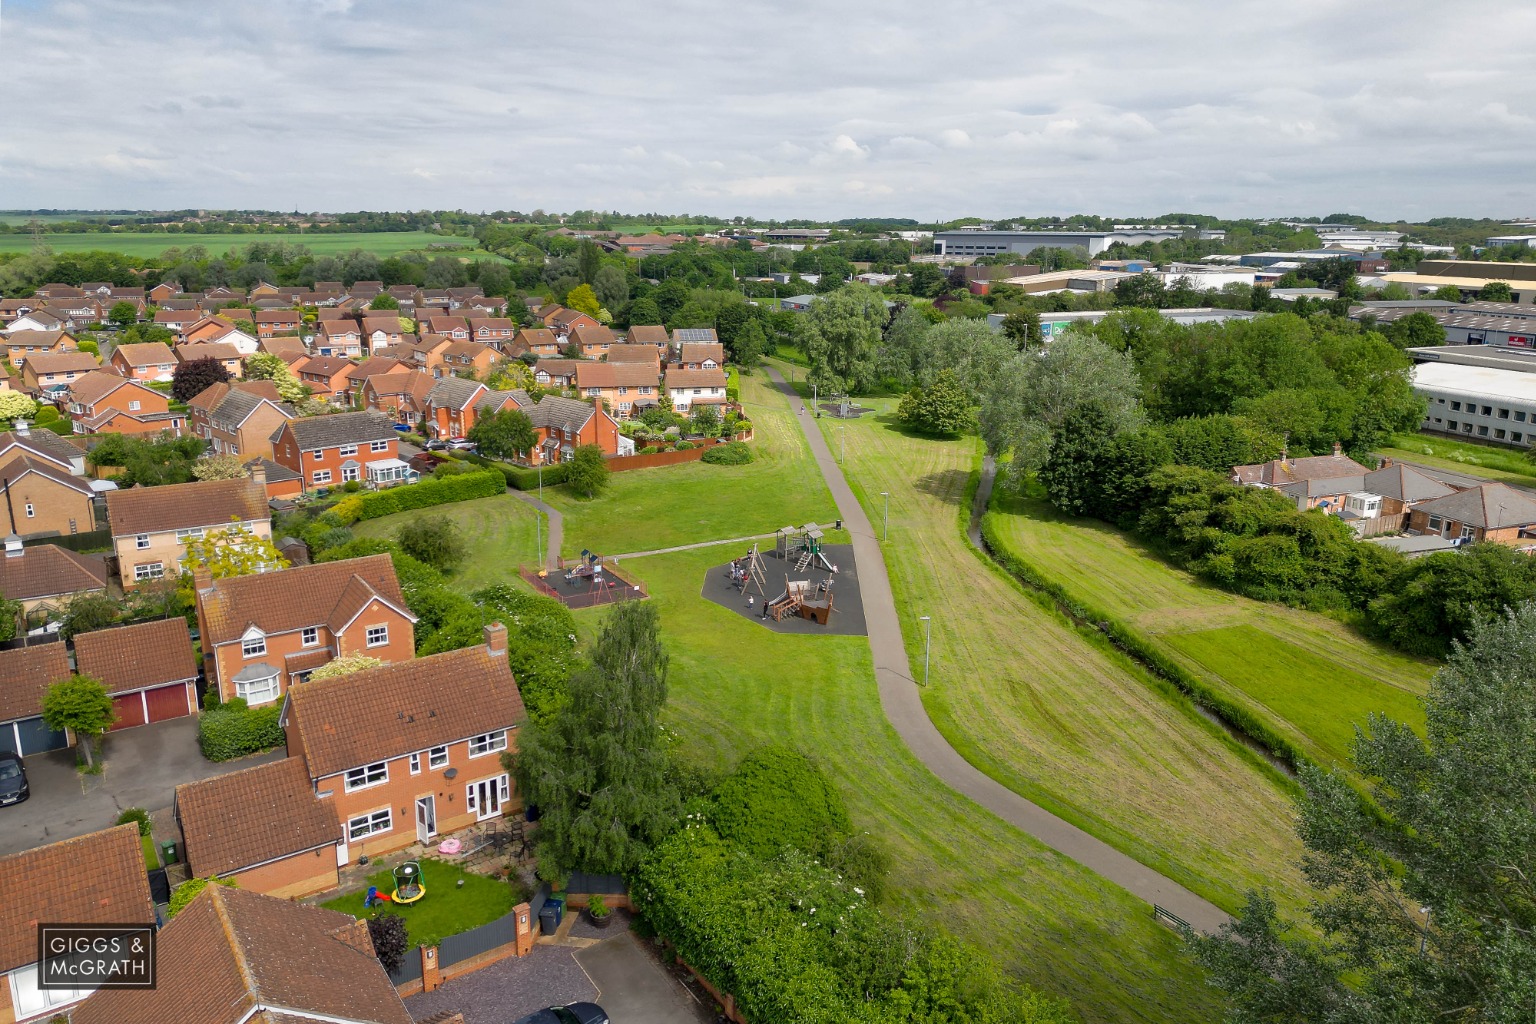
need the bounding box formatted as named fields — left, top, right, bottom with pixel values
left=143, top=683, right=191, bottom=723
left=110, top=692, right=146, bottom=731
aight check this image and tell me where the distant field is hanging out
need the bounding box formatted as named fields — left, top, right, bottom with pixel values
left=0, top=230, right=495, bottom=259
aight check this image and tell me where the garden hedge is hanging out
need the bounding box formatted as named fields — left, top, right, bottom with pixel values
left=701, top=441, right=753, bottom=465
left=461, top=453, right=571, bottom=491
left=198, top=702, right=285, bottom=761
left=331, top=469, right=505, bottom=524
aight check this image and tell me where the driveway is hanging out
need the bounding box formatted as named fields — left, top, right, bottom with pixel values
left=0, top=717, right=285, bottom=856
left=575, top=932, right=705, bottom=1024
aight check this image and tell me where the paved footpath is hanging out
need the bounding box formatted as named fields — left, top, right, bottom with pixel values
left=510, top=489, right=562, bottom=570
left=766, top=367, right=1230, bottom=934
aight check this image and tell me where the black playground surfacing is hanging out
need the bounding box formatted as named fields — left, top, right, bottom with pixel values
left=522, top=559, right=647, bottom=610
left=700, top=542, right=867, bottom=636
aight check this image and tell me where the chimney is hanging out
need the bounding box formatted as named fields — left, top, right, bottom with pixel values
left=14, top=420, right=28, bottom=437
left=484, top=621, right=508, bottom=657
left=1332, top=441, right=1343, bottom=458
left=246, top=460, right=267, bottom=488
left=4, top=534, right=22, bottom=558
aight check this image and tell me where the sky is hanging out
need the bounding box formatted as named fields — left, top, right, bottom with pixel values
left=1, top=0, right=1533, bottom=222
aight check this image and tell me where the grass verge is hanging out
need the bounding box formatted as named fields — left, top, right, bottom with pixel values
left=353, top=492, right=542, bottom=588
left=0, top=230, right=495, bottom=258
left=1380, top=431, right=1536, bottom=486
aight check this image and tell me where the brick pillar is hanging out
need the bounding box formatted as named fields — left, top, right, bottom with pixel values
left=421, top=945, right=441, bottom=992
left=513, top=902, right=534, bottom=957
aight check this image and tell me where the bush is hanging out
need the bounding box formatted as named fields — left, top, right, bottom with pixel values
left=116, top=807, right=153, bottom=837
left=198, top=703, right=285, bottom=761
left=711, top=747, right=851, bottom=860
left=342, top=479, right=362, bottom=493
left=490, top=460, right=570, bottom=491
left=674, top=439, right=697, bottom=451
left=701, top=441, right=753, bottom=465
left=330, top=469, right=504, bottom=524
left=168, top=876, right=237, bottom=918
left=367, top=914, right=410, bottom=975
left=396, top=515, right=467, bottom=574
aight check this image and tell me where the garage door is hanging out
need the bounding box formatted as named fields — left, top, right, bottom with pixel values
left=143, top=684, right=191, bottom=723
left=110, top=692, right=147, bottom=731
left=12, top=718, right=68, bottom=756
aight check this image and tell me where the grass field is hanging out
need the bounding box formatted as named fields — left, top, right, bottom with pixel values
left=781, top=374, right=1312, bottom=922
left=0, top=230, right=494, bottom=259
left=587, top=544, right=1225, bottom=1024
left=983, top=490, right=1434, bottom=768
left=1380, top=431, right=1536, bottom=486
left=542, top=368, right=837, bottom=557
left=353, top=492, right=543, bottom=590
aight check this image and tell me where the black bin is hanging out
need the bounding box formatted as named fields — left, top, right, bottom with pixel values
left=538, top=904, right=558, bottom=936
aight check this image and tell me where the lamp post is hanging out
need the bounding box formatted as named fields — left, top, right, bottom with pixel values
left=880, top=491, right=889, bottom=542
left=812, top=381, right=818, bottom=410
left=1420, top=906, right=1432, bottom=955
left=840, top=425, right=846, bottom=463
left=919, top=615, right=931, bottom=687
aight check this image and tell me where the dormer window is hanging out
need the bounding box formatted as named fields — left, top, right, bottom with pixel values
left=241, top=627, right=267, bottom=658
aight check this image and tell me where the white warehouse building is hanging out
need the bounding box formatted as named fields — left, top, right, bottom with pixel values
left=1413, top=361, right=1536, bottom=446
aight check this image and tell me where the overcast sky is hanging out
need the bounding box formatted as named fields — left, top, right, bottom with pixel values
left=1, top=0, right=1532, bottom=221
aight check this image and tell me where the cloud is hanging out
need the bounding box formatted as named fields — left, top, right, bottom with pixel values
left=0, top=0, right=1532, bottom=219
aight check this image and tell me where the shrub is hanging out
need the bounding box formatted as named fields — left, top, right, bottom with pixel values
left=198, top=703, right=285, bottom=761
left=116, top=807, right=153, bottom=837
left=638, top=445, right=661, bottom=455
left=342, top=479, right=362, bottom=493
left=168, top=876, right=237, bottom=918
left=367, top=914, right=410, bottom=975
left=330, top=470, right=504, bottom=524
left=701, top=441, right=753, bottom=465
left=711, top=747, right=851, bottom=860
left=396, top=515, right=467, bottom=573
left=674, top=439, right=697, bottom=451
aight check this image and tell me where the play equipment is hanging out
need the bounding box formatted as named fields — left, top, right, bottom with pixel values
left=765, top=577, right=810, bottom=621
left=729, top=543, right=768, bottom=596
left=391, top=860, right=426, bottom=905
left=564, top=549, right=603, bottom=581
left=776, top=523, right=837, bottom=574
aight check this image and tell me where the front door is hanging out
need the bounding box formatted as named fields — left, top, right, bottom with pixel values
left=466, top=775, right=508, bottom=821
left=415, top=795, right=436, bottom=843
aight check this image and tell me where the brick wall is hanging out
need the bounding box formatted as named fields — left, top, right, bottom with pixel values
left=231, top=846, right=339, bottom=899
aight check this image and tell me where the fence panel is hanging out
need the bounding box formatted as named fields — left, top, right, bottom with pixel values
left=389, top=949, right=424, bottom=987
left=439, top=911, right=520, bottom=969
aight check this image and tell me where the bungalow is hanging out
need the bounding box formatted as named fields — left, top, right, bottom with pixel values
left=570, top=323, right=617, bottom=359
left=0, top=539, right=108, bottom=619
left=189, top=380, right=294, bottom=460
left=282, top=624, right=525, bottom=864
left=575, top=361, right=661, bottom=416
left=511, top=328, right=563, bottom=359
left=66, top=370, right=184, bottom=436
left=296, top=355, right=357, bottom=402
left=423, top=377, right=487, bottom=439
left=665, top=367, right=729, bottom=413
left=74, top=618, right=199, bottom=731
left=0, top=826, right=156, bottom=1023
left=0, top=642, right=72, bottom=756
left=107, top=341, right=178, bottom=382
left=20, top=351, right=100, bottom=395
left=254, top=309, right=302, bottom=338
left=195, top=553, right=415, bottom=705
left=678, top=341, right=726, bottom=369
left=314, top=319, right=363, bottom=358
left=1406, top=482, right=1536, bottom=548
left=1, top=329, right=78, bottom=369
left=271, top=410, right=411, bottom=490
left=2, top=310, right=67, bottom=335
left=526, top=395, right=624, bottom=465
left=0, top=456, right=96, bottom=539
left=174, top=757, right=341, bottom=899
left=175, top=341, right=244, bottom=378
left=1231, top=445, right=1372, bottom=505
left=106, top=475, right=271, bottom=588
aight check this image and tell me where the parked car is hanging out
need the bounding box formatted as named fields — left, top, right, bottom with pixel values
left=0, top=752, right=30, bottom=806
left=423, top=439, right=449, bottom=451
left=511, top=1005, right=607, bottom=1024
left=446, top=437, right=476, bottom=451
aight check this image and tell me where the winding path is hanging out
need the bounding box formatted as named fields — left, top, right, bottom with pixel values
left=510, top=489, right=562, bottom=571
left=765, top=367, right=1230, bottom=934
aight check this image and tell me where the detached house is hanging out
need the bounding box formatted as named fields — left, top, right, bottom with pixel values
left=282, top=624, right=525, bottom=864
left=424, top=377, right=487, bottom=439
left=359, top=315, right=405, bottom=354
left=107, top=341, right=177, bottom=382
left=315, top=319, right=364, bottom=358
left=525, top=395, right=624, bottom=464
left=20, top=351, right=99, bottom=395
left=361, top=371, right=435, bottom=427
left=570, top=323, right=617, bottom=359
left=176, top=341, right=244, bottom=378
left=1, top=329, right=78, bottom=369
left=607, top=344, right=662, bottom=370
left=106, top=474, right=271, bottom=588
left=441, top=339, right=498, bottom=376
left=665, top=367, right=729, bottom=412
left=425, top=315, right=470, bottom=341
left=66, top=371, right=184, bottom=436
left=402, top=333, right=454, bottom=377
left=0, top=826, right=156, bottom=1024
left=533, top=358, right=582, bottom=388
left=296, top=355, right=357, bottom=403
left=254, top=309, right=302, bottom=338
left=0, top=427, right=85, bottom=476
left=468, top=316, right=516, bottom=349
left=0, top=456, right=96, bottom=540
left=576, top=361, right=661, bottom=416
left=195, top=553, right=415, bottom=705
left=511, top=328, right=562, bottom=359
left=188, top=380, right=294, bottom=460
left=624, top=324, right=671, bottom=351
left=343, top=357, right=410, bottom=403
left=153, top=307, right=204, bottom=339
left=0, top=643, right=72, bottom=756
left=74, top=618, right=199, bottom=731
left=678, top=341, right=726, bottom=369
left=271, top=410, right=411, bottom=490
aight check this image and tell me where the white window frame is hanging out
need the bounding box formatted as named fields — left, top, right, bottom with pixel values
left=8, top=961, right=91, bottom=1017
left=301, top=626, right=319, bottom=647
left=129, top=399, right=141, bottom=411
left=175, top=527, right=205, bottom=541
left=370, top=439, right=389, bottom=452
left=312, top=469, right=332, bottom=484
left=428, top=745, right=449, bottom=769
left=409, top=752, right=421, bottom=775
left=338, top=443, right=358, bottom=457
left=234, top=670, right=279, bottom=706
left=366, top=624, right=389, bottom=647
left=347, top=808, right=392, bottom=841
left=344, top=761, right=388, bottom=792
left=134, top=562, right=165, bottom=582
left=468, top=730, right=507, bottom=758
left=135, top=533, right=150, bottom=549
left=242, top=632, right=267, bottom=658
left=24, top=503, right=34, bottom=518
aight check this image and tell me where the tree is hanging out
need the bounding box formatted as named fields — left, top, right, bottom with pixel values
left=42, top=674, right=115, bottom=768
left=731, top=319, right=766, bottom=367
left=1385, top=311, right=1445, bottom=349
left=369, top=294, right=399, bottom=310
left=1002, top=309, right=1042, bottom=349
left=60, top=592, right=121, bottom=642
left=566, top=283, right=601, bottom=317
left=797, top=285, right=888, bottom=394
left=181, top=522, right=289, bottom=578
left=167, top=876, right=237, bottom=919
left=874, top=305, right=931, bottom=389
left=308, top=654, right=385, bottom=681
left=108, top=300, right=138, bottom=328
left=1432, top=284, right=1463, bottom=302
left=243, top=352, right=308, bottom=403
left=625, top=297, right=662, bottom=326
left=565, top=443, right=609, bottom=499
left=467, top=408, right=538, bottom=461
left=1191, top=604, right=1536, bottom=1023
left=395, top=515, right=467, bottom=574
left=0, top=392, right=38, bottom=423
left=592, top=265, right=628, bottom=310
left=512, top=601, right=680, bottom=877
left=172, top=356, right=231, bottom=402
left=897, top=369, right=970, bottom=436
left=577, top=240, right=602, bottom=284
left=367, top=914, right=409, bottom=975
left=0, top=596, right=21, bottom=644
left=1479, top=281, right=1513, bottom=302
left=1037, top=403, right=1122, bottom=516
left=191, top=454, right=247, bottom=481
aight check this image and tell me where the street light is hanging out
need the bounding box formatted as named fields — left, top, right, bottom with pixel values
left=880, top=491, right=889, bottom=541
left=919, top=615, right=931, bottom=687
left=1420, top=906, right=1432, bottom=955
left=840, top=425, right=846, bottom=463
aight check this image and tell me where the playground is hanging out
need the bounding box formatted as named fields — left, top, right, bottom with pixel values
left=699, top=525, right=867, bottom=636
left=521, top=549, right=648, bottom=609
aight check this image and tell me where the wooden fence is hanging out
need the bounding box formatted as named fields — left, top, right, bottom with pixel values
left=608, top=429, right=753, bottom=473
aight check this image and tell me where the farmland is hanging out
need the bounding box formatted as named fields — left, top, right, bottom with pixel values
left=0, top=230, right=493, bottom=259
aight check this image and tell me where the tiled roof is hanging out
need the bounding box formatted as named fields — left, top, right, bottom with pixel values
left=113, top=341, right=177, bottom=366
left=25, top=351, right=100, bottom=374
left=254, top=310, right=301, bottom=324
left=1233, top=452, right=1372, bottom=486
left=0, top=544, right=108, bottom=603
left=346, top=357, right=408, bottom=382
left=673, top=327, right=720, bottom=343
left=467, top=317, right=515, bottom=331
left=198, top=554, right=408, bottom=647
left=679, top=342, right=726, bottom=364
left=427, top=315, right=469, bottom=332
left=316, top=320, right=360, bottom=338
left=68, top=369, right=141, bottom=406
left=177, top=341, right=242, bottom=361
left=73, top=885, right=411, bottom=1024
left=666, top=367, right=729, bottom=388
left=528, top=395, right=597, bottom=433
left=575, top=362, right=660, bottom=388
left=259, top=335, right=307, bottom=356
left=515, top=328, right=561, bottom=348
left=359, top=316, right=403, bottom=334
left=75, top=618, right=197, bottom=694
left=107, top=478, right=267, bottom=537
left=288, top=642, right=525, bottom=779
left=0, top=825, right=156, bottom=974
left=0, top=429, right=82, bottom=471
left=3, top=329, right=72, bottom=349
left=176, top=757, right=338, bottom=877
left=249, top=456, right=300, bottom=484
left=624, top=325, right=670, bottom=346
left=426, top=376, right=485, bottom=409
left=299, top=355, right=354, bottom=378
left=534, top=359, right=583, bottom=378
left=1365, top=463, right=1458, bottom=503
left=286, top=410, right=397, bottom=450
left=0, top=641, right=70, bottom=721
left=475, top=389, right=527, bottom=414
left=571, top=324, right=617, bottom=347
left=606, top=345, right=661, bottom=364
left=0, top=454, right=95, bottom=497
left=443, top=340, right=493, bottom=360
left=364, top=372, right=433, bottom=402
left=1413, top=481, right=1536, bottom=529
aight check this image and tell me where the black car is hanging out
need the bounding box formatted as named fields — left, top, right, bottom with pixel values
left=0, top=752, right=29, bottom=806
left=510, top=1003, right=607, bottom=1024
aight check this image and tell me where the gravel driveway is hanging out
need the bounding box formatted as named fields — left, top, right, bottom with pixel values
left=405, top=946, right=597, bottom=1024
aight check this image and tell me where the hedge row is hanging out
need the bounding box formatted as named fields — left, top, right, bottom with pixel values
left=978, top=512, right=1308, bottom=779
left=199, top=702, right=285, bottom=761
left=331, top=469, right=505, bottom=524
left=462, top=454, right=571, bottom=491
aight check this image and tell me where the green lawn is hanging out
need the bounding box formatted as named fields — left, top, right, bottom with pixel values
left=542, top=369, right=837, bottom=557
left=140, top=835, right=159, bottom=871
left=1380, top=431, right=1536, bottom=486
left=590, top=546, right=1225, bottom=1024
left=983, top=490, right=1434, bottom=768
left=0, top=230, right=494, bottom=259
left=353, top=493, right=543, bottom=589
left=320, top=858, right=516, bottom=949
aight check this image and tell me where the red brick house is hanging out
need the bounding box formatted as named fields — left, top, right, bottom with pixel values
left=425, top=315, right=470, bottom=341
left=254, top=309, right=302, bottom=338
left=526, top=395, right=623, bottom=464
left=625, top=324, right=671, bottom=351
left=577, top=361, right=662, bottom=416
left=402, top=334, right=454, bottom=377
left=678, top=342, right=726, bottom=369
left=175, top=341, right=243, bottom=378
left=315, top=319, right=364, bottom=358
left=511, top=328, right=562, bottom=359
left=194, top=553, right=416, bottom=706
left=361, top=371, right=435, bottom=426
left=73, top=618, right=198, bottom=731
left=271, top=410, right=411, bottom=490
left=359, top=315, right=406, bottom=354
left=66, top=370, right=184, bottom=436
left=343, top=357, right=410, bottom=403
left=441, top=340, right=498, bottom=376
left=570, top=323, right=617, bottom=359
left=468, top=317, right=516, bottom=350
left=282, top=624, right=525, bottom=864
left=424, top=377, right=487, bottom=439
left=106, top=341, right=177, bottom=382
left=296, top=355, right=357, bottom=403
left=189, top=380, right=294, bottom=460
left=1406, top=482, right=1536, bottom=547
left=533, top=358, right=582, bottom=388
